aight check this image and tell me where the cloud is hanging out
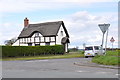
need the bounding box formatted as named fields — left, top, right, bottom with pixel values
left=0, top=22, right=23, bottom=44
left=0, top=0, right=118, bottom=13
left=0, top=0, right=118, bottom=48
left=0, top=11, right=118, bottom=48
left=31, top=10, right=118, bottom=48
left=63, top=11, right=118, bottom=48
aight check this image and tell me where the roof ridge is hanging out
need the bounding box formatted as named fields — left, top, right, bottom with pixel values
left=29, top=21, right=63, bottom=25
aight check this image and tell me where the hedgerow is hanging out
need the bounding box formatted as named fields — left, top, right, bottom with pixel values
left=2, top=45, right=64, bottom=57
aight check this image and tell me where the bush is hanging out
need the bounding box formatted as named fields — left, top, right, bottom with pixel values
left=81, top=51, right=84, bottom=54
left=2, top=45, right=64, bottom=57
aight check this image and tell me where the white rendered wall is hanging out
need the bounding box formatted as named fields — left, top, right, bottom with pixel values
left=56, top=25, right=66, bottom=45
left=50, top=42, right=55, bottom=45
left=12, top=40, right=19, bottom=46
left=19, top=43, right=28, bottom=46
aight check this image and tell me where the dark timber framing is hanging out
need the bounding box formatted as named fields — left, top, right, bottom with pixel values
left=19, top=36, right=56, bottom=45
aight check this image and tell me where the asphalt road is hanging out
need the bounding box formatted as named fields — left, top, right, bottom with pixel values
left=2, top=58, right=118, bottom=78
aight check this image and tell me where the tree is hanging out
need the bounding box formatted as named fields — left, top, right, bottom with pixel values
left=71, top=46, right=79, bottom=52
left=4, top=37, right=17, bottom=46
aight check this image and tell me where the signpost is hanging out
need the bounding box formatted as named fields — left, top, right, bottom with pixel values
left=110, top=37, right=115, bottom=51
left=98, top=23, right=110, bottom=54
left=83, top=43, right=86, bottom=52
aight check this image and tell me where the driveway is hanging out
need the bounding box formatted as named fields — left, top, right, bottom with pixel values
left=2, top=58, right=118, bottom=78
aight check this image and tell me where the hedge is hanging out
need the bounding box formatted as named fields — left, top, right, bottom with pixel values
left=2, top=45, right=64, bottom=57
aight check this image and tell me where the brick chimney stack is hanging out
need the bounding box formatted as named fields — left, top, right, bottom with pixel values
left=24, top=17, right=29, bottom=27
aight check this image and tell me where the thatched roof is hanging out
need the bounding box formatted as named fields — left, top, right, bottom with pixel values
left=18, top=21, right=69, bottom=38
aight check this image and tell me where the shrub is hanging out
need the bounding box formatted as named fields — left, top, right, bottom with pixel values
left=81, top=51, right=84, bottom=54
left=2, top=45, right=64, bottom=57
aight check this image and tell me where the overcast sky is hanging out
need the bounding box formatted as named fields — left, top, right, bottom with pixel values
left=0, top=0, right=119, bottom=48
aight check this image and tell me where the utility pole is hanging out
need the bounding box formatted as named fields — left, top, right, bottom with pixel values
left=83, top=43, right=86, bottom=52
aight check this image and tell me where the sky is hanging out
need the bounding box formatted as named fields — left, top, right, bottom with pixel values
left=0, top=0, right=119, bottom=49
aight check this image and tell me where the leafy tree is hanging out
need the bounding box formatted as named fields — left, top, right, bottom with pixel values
left=4, top=37, right=17, bottom=46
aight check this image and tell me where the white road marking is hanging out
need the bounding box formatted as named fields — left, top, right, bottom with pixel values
left=115, top=74, right=120, bottom=75
left=77, top=70, right=89, bottom=73
left=96, top=72, right=111, bottom=74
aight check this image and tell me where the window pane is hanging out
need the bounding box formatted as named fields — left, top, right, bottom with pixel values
left=28, top=43, right=32, bottom=46
left=45, top=42, right=50, bottom=46
left=85, top=47, right=93, bottom=50
left=35, top=44, right=40, bottom=46
left=94, top=46, right=99, bottom=50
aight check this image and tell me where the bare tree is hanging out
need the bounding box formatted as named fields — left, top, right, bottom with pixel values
left=4, top=37, right=17, bottom=46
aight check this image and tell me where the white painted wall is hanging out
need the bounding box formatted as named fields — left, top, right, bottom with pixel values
left=13, top=32, right=56, bottom=46
left=12, top=40, right=19, bottom=46
left=20, top=43, right=28, bottom=46
left=50, top=42, right=55, bottom=45
left=56, top=25, right=66, bottom=45
left=45, top=37, right=49, bottom=42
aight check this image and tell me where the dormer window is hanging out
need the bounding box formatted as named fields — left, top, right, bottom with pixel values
left=35, top=32, right=39, bottom=37
left=61, top=31, right=63, bottom=36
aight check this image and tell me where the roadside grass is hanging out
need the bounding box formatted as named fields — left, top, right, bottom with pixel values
left=92, top=56, right=119, bottom=65
left=106, top=50, right=119, bottom=56
left=2, top=52, right=84, bottom=61
left=92, top=50, right=119, bottom=65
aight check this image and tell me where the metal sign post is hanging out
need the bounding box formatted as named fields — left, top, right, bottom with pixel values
left=110, top=37, right=115, bottom=51
left=105, top=28, right=109, bottom=54
left=98, top=23, right=110, bottom=54
left=83, top=43, right=86, bottom=52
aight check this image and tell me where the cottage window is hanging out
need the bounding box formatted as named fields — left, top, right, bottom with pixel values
left=35, top=32, right=39, bottom=37
left=45, top=37, right=49, bottom=42
left=51, top=37, right=55, bottom=41
left=61, top=31, right=63, bottom=36
left=28, top=43, right=32, bottom=46
left=35, top=37, right=40, bottom=42
left=45, top=42, right=50, bottom=46
left=41, top=37, right=44, bottom=42
left=35, top=44, right=40, bottom=46
left=24, top=38, right=26, bottom=43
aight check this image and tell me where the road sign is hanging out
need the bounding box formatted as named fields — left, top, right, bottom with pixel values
left=98, top=23, right=110, bottom=55
left=98, top=24, right=110, bottom=34
left=110, top=37, right=115, bottom=43
left=110, top=37, right=115, bottom=51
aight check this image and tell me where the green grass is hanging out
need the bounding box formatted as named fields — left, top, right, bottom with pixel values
left=2, top=52, right=84, bottom=61
left=92, top=56, right=119, bottom=65
left=106, top=50, right=119, bottom=56
left=92, top=50, right=119, bottom=65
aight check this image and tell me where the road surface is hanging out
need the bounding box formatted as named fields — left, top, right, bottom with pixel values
left=2, top=58, right=118, bottom=78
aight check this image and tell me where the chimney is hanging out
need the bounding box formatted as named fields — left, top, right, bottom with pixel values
left=24, top=17, right=29, bottom=27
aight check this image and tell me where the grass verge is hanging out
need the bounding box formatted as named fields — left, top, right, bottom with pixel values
left=92, top=56, right=119, bottom=65
left=106, top=50, right=118, bottom=56
left=92, top=50, right=119, bottom=65
left=2, top=52, right=84, bottom=61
